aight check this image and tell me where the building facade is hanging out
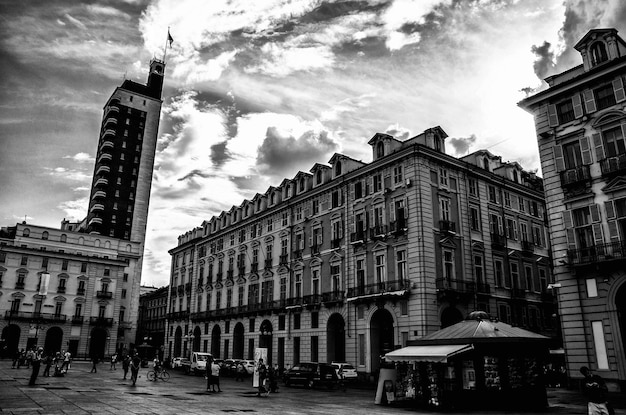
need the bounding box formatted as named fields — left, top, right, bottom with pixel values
left=165, top=127, right=556, bottom=378
left=519, top=28, right=626, bottom=390
left=136, top=286, right=168, bottom=360
left=0, top=223, right=141, bottom=358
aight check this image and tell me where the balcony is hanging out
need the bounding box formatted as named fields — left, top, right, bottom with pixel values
left=167, top=311, right=190, bottom=321
left=97, top=153, right=113, bottom=164
left=476, top=282, right=491, bottom=294
left=347, top=279, right=410, bottom=299
left=302, top=294, right=323, bottom=307
left=101, top=128, right=116, bottom=139
left=90, top=203, right=105, bottom=213
left=559, top=165, right=591, bottom=187
left=89, top=317, right=114, bottom=327
left=226, top=269, right=234, bottom=279
left=100, top=140, right=114, bottom=151
left=251, top=263, right=259, bottom=273
left=600, top=154, right=626, bottom=177
left=15, top=282, right=25, bottom=290
left=310, top=245, right=320, bottom=255
left=568, top=241, right=626, bottom=266
left=439, top=220, right=456, bottom=234
left=322, top=290, right=344, bottom=305
left=435, top=278, right=474, bottom=302
left=97, top=167, right=111, bottom=178
left=238, top=267, right=246, bottom=277
left=264, top=259, right=273, bottom=269
left=521, top=240, right=535, bottom=254
left=491, top=233, right=506, bottom=250
left=5, top=311, right=67, bottom=322
left=177, top=284, right=185, bottom=295
left=76, top=288, right=85, bottom=296
left=103, top=117, right=117, bottom=128
left=96, top=290, right=113, bottom=299
left=279, top=254, right=288, bottom=265
left=389, top=219, right=407, bottom=235
left=349, top=230, right=366, bottom=244
left=293, top=249, right=303, bottom=259
left=71, top=315, right=84, bottom=325
left=331, top=238, right=342, bottom=249
left=56, top=286, right=66, bottom=294
left=94, top=177, right=108, bottom=187
left=185, top=282, right=191, bottom=293
left=369, top=225, right=387, bottom=240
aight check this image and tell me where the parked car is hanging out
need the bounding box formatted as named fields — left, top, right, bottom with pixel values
left=282, top=362, right=338, bottom=389
left=171, top=357, right=185, bottom=369
left=331, top=362, right=358, bottom=380
left=182, top=352, right=212, bottom=375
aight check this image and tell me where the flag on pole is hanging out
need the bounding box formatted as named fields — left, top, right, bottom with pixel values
left=167, top=30, right=174, bottom=47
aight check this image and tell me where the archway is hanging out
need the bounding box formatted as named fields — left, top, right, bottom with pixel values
left=44, top=326, right=63, bottom=354
left=370, top=308, right=394, bottom=374
left=211, top=325, right=221, bottom=358
left=1, top=324, right=20, bottom=357
left=259, top=320, right=273, bottom=366
left=89, top=327, right=108, bottom=359
left=441, top=306, right=463, bottom=328
left=193, top=326, right=201, bottom=353
left=327, top=313, right=346, bottom=363
left=233, top=322, right=245, bottom=359
left=174, top=326, right=182, bottom=357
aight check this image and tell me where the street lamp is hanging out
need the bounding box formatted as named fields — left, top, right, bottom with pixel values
left=183, top=331, right=194, bottom=358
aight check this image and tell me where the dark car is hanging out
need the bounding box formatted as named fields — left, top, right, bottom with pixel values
left=283, top=362, right=338, bottom=389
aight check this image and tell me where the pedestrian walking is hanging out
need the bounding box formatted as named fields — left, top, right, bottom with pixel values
left=110, top=353, right=118, bottom=370
left=210, top=360, right=222, bottom=392
left=122, top=354, right=130, bottom=380
left=130, top=353, right=141, bottom=386
left=90, top=355, right=99, bottom=373
left=256, top=359, right=268, bottom=397
left=580, top=366, right=611, bottom=415
left=42, top=353, right=53, bottom=377
left=60, top=350, right=71, bottom=372
left=25, top=347, right=34, bottom=369
left=12, top=349, right=21, bottom=368
left=268, top=364, right=279, bottom=393
left=28, top=347, right=43, bottom=386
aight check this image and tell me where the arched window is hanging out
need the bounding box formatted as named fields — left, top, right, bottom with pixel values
left=590, top=42, right=608, bottom=66
left=483, top=157, right=490, bottom=172
left=60, top=234, right=67, bottom=243
left=377, top=142, right=384, bottom=158
left=271, top=192, right=276, bottom=205
left=335, top=161, right=342, bottom=176
left=41, top=231, right=48, bottom=240
left=22, top=228, right=30, bottom=237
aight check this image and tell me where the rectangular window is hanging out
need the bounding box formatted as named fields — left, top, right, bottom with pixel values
left=267, top=218, right=273, bottom=232
left=278, top=315, right=286, bottom=331
left=506, top=218, right=518, bottom=240
left=396, top=250, right=407, bottom=281
left=42, top=257, right=48, bottom=269
left=525, top=266, right=534, bottom=292
left=498, top=304, right=511, bottom=324
left=330, top=265, right=341, bottom=292
left=74, top=303, right=82, bottom=317
left=373, top=174, right=382, bottom=192
left=393, top=165, right=403, bottom=184
left=121, top=289, right=127, bottom=299
left=55, top=302, right=63, bottom=316
left=468, top=178, right=479, bottom=198
left=294, top=313, right=301, bottom=330
left=62, top=259, right=68, bottom=270
left=439, top=168, right=448, bottom=187
left=293, top=337, right=300, bottom=365
left=440, top=197, right=451, bottom=221
left=21, top=255, right=28, bottom=266
left=586, top=278, right=598, bottom=297
left=294, top=273, right=302, bottom=298
left=474, top=255, right=484, bottom=283
left=331, top=191, right=341, bottom=208
left=603, top=126, right=625, bottom=157
left=282, top=211, right=289, bottom=226
left=312, top=269, right=320, bottom=295
left=556, top=99, right=575, bottom=124
left=494, top=260, right=504, bottom=287
left=510, top=263, right=519, bottom=289
left=519, top=196, right=525, bottom=212
left=358, top=334, right=366, bottom=366
left=539, top=268, right=548, bottom=293
left=375, top=254, right=386, bottom=284
left=563, top=140, right=584, bottom=169
left=503, top=192, right=511, bottom=207
left=311, top=312, right=319, bottom=329
left=443, top=250, right=454, bottom=280
left=488, top=186, right=499, bottom=203
left=311, top=336, right=318, bottom=362
left=595, top=84, right=616, bottom=110
left=354, top=181, right=363, bottom=199
left=0, top=252, right=5, bottom=263
left=470, top=207, right=480, bottom=231
left=312, top=199, right=319, bottom=215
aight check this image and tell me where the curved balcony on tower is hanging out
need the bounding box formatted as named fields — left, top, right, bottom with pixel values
left=97, top=153, right=112, bottom=164
left=103, top=104, right=119, bottom=119
left=101, top=129, right=116, bottom=140
left=94, top=177, right=108, bottom=187
left=88, top=217, right=103, bottom=226
left=89, top=203, right=104, bottom=213
left=91, top=190, right=106, bottom=200
left=100, top=140, right=114, bottom=152
left=102, top=117, right=117, bottom=129
left=96, top=165, right=110, bottom=175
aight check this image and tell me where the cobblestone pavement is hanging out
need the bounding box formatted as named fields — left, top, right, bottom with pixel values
left=1, top=360, right=624, bottom=415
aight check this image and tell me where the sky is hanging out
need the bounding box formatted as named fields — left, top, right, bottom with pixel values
left=1, top=0, right=625, bottom=288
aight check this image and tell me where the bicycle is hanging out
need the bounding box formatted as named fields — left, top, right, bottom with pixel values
left=147, top=368, right=170, bottom=382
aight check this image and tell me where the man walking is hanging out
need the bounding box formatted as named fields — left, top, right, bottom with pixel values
left=580, top=366, right=610, bottom=415
left=28, top=347, right=43, bottom=386
left=90, top=354, right=99, bottom=373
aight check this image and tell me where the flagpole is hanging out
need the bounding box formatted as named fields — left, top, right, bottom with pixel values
left=163, top=27, right=170, bottom=63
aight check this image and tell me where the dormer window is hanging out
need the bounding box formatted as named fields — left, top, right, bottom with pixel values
left=513, top=170, right=519, bottom=183
left=376, top=142, right=384, bottom=158
left=590, top=42, right=608, bottom=66
left=335, top=161, right=342, bottom=176
left=483, top=157, right=490, bottom=171
left=434, top=135, right=441, bottom=152
left=270, top=192, right=276, bottom=205
left=300, top=178, right=305, bottom=192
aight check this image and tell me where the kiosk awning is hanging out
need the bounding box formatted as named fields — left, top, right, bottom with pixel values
left=384, top=344, right=473, bottom=363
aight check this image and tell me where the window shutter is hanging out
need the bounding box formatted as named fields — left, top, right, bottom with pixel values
left=583, top=89, right=597, bottom=113
left=511, top=196, right=518, bottom=210
left=605, top=201, right=619, bottom=241
left=572, top=94, right=583, bottom=118
left=580, top=137, right=592, bottom=164
left=608, top=221, right=619, bottom=240
left=592, top=133, right=605, bottom=162
left=605, top=200, right=616, bottom=219
left=590, top=204, right=601, bottom=222
left=613, top=77, right=625, bottom=103
left=553, top=145, right=565, bottom=171
left=562, top=210, right=576, bottom=249
left=384, top=175, right=391, bottom=189
left=592, top=223, right=604, bottom=245
left=547, top=104, right=558, bottom=127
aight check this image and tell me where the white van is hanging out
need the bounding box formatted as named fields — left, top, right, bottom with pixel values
left=183, top=352, right=212, bottom=375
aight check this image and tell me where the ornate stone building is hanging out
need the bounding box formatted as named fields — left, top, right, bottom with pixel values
left=165, top=127, right=556, bottom=378
left=519, top=28, right=626, bottom=390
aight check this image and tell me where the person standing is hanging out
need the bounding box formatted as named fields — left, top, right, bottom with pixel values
left=122, top=354, right=130, bottom=380
left=12, top=349, right=21, bottom=369
left=130, top=353, right=141, bottom=386
left=256, top=359, right=268, bottom=397
left=580, top=366, right=610, bottom=415
left=42, top=352, right=53, bottom=377
left=60, top=350, right=71, bottom=372
left=28, top=347, right=43, bottom=386
left=235, top=362, right=246, bottom=382
left=110, top=353, right=118, bottom=370
left=90, top=354, right=99, bottom=373
left=211, top=360, right=222, bottom=392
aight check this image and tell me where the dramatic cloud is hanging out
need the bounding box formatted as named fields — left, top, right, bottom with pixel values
left=530, top=41, right=556, bottom=81
left=447, top=134, right=478, bottom=156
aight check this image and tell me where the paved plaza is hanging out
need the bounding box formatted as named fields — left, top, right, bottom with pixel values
left=0, top=360, right=624, bottom=415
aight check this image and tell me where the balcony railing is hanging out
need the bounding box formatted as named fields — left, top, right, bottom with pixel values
left=439, top=220, right=456, bottom=233
left=347, top=279, right=410, bottom=298
left=227, top=269, right=234, bottom=279
left=279, top=254, right=288, bottom=265
left=302, top=294, right=323, bottom=305
left=310, top=245, right=320, bottom=255
left=71, top=315, right=84, bottom=324
left=89, top=317, right=114, bottom=326
left=491, top=233, right=506, bottom=249
left=559, top=165, right=591, bottom=187
left=264, top=259, right=273, bottom=269
left=331, top=238, right=342, bottom=249
left=349, top=230, right=366, bottom=244
left=600, top=154, right=626, bottom=176
left=370, top=225, right=388, bottom=239
left=568, top=241, right=626, bottom=265
left=251, top=263, right=259, bottom=273
left=56, top=286, right=66, bottom=294
left=96, top=290, right=113, bottom=299
left=322, top=291, right=345, bottom=303
left=389, top=219, right=407, bottom=235
left=521, top=240, right=535, bottom=254
left=185, top=282, right=191, bottom=293
left=167, top=311, right=190, bottom=320
left=436, top=278, right=475, bottom=293
left=76, top=288, right=85, bottom=296
left=476, top=282, right=491, bottom=294
left=5, top=311, right=67, bottom=322
left=15, top=282, right=25, bottom=290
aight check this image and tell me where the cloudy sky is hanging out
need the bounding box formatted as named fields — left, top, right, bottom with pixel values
left=1, top=0, right=625, bottom=287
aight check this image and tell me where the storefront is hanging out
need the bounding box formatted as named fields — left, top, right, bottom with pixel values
left=380, top=311, right=550, bottom=411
